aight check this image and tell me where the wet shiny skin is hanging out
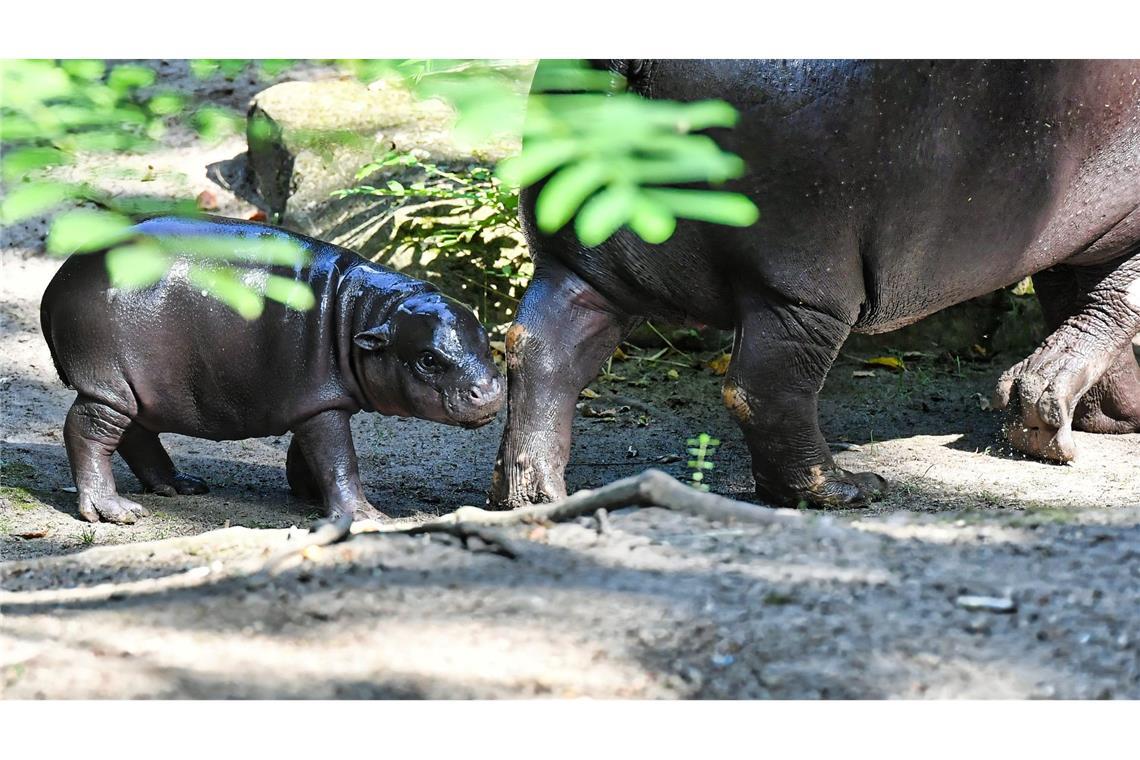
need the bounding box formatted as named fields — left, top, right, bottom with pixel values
left=41, top=215, right=503, bottom=523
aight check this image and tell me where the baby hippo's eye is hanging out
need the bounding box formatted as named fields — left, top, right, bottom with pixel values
left=416, top=351, right=444, bottom=374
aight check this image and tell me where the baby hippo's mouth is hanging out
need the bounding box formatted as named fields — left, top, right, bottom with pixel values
left=459, top=410, right=500, bottom=430
left=444, top=375, right=503, bottom=429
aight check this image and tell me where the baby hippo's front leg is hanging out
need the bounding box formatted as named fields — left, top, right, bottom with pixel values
left=289, top=410, right=386, bottom=520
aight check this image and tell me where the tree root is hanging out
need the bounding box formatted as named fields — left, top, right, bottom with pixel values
left=271, top=468, right=808, bottom=565
left=0, top=470, right=816, bottom=605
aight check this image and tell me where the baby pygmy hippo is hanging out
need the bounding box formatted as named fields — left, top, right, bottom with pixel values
left=40, top=215, right=503, bottom=524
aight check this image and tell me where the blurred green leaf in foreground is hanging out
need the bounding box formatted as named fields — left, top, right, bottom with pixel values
left=3, top=59, right=759, bottom=321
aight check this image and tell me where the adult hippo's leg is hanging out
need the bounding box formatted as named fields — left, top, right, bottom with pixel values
left=994, top=254, right=1140, bottom=462
left=64, top=397, right=149, bottom=523
left=290, top=410, right=385, bottom=520
left=489, top=261, right=640, bottom=509
left=118, top=425, right=209, bottom=497
left=725, top=300, right=886, bottom=507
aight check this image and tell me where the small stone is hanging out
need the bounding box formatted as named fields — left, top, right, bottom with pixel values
left=955, top=594, right=1017, bottom=613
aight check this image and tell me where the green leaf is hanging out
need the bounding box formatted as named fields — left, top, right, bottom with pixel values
left=188, top=265, right=264, bottom=320
left=2, top=147, right=68, bottom=182
left=47, top=209, right=134, bottom=255
left=192, top=106, right=240, bottom=143
left=107, top=64, right=156, bottom=92
left=0, top=114, right=39, bottom=141
left=189, top=59, right=219, bottom=78
left=105, top=240, right=171, bottom=288
left=218, top=60, right=249, bottom=78
left=59, top=59, right=106, bottom=81
left=0, top=181, right=78, bottom=223
left=264, top=275, right=316, bottom=311
left=534, top=160, right=610, bottom=233
left=628, top=193, right=676, bottom=244
left=495, top=139, right=579, bottom=188
left=147, top=92, right=185, bottom=116
left=642, top=189, right=760, bottom=227
left=257, top=59, right=294, bottom=77
left=155, top=234, right=309, bottom=267
left=574, top=184, right=636, bottom=247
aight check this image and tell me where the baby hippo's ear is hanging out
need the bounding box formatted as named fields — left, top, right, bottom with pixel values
left=353, top=324, right=391, bottom=351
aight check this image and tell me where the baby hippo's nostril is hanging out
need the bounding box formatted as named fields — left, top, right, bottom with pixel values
left=469, top=377, right=502, bottom=402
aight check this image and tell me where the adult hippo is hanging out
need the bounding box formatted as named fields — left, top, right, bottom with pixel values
left=41, top=215, right=503, bottom=524
left=491, top=59, right=1140, bottom=509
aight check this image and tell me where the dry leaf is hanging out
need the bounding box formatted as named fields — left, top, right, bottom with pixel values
left=579, top=388, right=600, bottom=399
left=247, top=210, right=267, bottom=222
left=195, top=190, right=219, bottom=211
left=611, top=346, right=629, bottom=361
left=865, top=356, right=905, bottom=371
left=705, top=352, right=732, bottom=375
left=12, top=529, right=48, bottom=539
left=852, top=370, right=876, bottom=378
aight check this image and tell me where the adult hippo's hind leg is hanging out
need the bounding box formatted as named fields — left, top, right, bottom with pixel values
left=726, top=300, right=886, bottom=507
left=489, top=261, right=639, bottom=509
left=118, top=425, right=209, bottom=497
left=64, top=397, right=149, bottom=524
left=994, top=256, right=1140, bottom=462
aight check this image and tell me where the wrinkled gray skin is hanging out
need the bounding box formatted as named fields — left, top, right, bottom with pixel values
left=41, top=215, right=502, bottom=524
left=492, top=59, right=1140, bottom=510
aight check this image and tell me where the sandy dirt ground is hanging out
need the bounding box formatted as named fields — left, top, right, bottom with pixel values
left=2, top=61, right=1139, bottom=699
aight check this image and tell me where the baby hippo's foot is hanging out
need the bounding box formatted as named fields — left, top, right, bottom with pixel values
left=78, top=491, right=149, bottom=524
left=758, top=465, right=887, bottom=509
left=149, top=472, right=209, bottom=497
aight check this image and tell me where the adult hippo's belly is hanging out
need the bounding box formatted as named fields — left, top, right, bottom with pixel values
left=491, top=59, right=1140, bottom=510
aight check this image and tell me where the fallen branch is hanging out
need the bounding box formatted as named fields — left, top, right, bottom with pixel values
left=0, top=470, right=817, bottom=604
left=280, top=468, right=808, bottom=563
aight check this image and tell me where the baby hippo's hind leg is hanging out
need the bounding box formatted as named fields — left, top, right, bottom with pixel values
left=118, top=425, right=209, bottom=496
left=285, top=436, right=320, bottom=502
left=64, top=397, right=149, bottom=524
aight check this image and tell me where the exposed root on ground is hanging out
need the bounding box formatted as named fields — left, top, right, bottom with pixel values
left=283, top=468, right=809, bottom=563
left=0, top=469, right=814, bottom=606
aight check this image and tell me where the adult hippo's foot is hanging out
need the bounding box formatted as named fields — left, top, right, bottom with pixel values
left=721, top=298, right=887, bottom=508
left=993, top=258, right=1140, bottom=462
left=1072, top=346, right=1140, bottom=434
left=489, top=262, right=640, bottom=510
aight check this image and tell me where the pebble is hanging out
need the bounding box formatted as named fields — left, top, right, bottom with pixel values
left=955, top=594, right=1017, bottom=613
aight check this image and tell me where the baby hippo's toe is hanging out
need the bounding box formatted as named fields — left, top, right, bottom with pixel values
left=173, top=473, right=209, bottom=495
left=79, top=492, right=149, bottom=524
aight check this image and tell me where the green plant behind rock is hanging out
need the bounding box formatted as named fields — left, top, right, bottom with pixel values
left=334, top=151, right=529, bottom=329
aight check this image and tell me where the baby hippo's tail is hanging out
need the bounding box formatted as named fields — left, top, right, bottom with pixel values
left=40, top=289, right=73, bottom=389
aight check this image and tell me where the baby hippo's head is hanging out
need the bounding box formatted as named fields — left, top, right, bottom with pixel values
left=353, top=292, right=503, bottom=428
